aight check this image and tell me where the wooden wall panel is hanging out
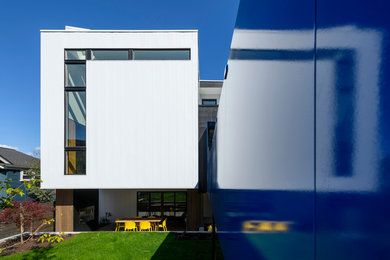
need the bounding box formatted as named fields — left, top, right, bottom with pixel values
left=187, top=189, right=201, bottom=231
left=55, top=189, right=74, bottom=232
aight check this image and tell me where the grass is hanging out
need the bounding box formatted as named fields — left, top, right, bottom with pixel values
left=3, top=232, right=224, bottom=260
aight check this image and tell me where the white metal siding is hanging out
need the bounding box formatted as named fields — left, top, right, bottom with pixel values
left=41, top=31, right=198, bottom=189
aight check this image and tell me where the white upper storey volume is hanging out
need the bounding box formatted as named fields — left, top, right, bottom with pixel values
left=41, top=28, right=199, bottom=189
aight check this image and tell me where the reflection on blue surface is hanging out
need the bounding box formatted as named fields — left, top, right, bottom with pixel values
left=208, top=0, right=390, bottom=259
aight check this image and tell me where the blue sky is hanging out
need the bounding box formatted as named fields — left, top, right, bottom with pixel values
left=0, top=0, right=239, bottom=156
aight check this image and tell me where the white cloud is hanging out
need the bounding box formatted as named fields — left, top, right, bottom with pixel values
left=0, top=144, right=19, bottom=151
left=31, top=147, right=40, bottom=158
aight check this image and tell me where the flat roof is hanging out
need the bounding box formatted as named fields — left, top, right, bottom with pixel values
left=41, top=29, right=198, bottom=33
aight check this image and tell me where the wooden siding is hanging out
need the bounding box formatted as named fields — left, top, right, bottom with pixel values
left=55, top=189, right=74, bottom=232
left=187, top=189, right=201, bottom=231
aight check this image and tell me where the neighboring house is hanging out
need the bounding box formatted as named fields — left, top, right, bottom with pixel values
left=0, top=147, right=39, bottom=201
left=40, top=27, right=222, bottom=231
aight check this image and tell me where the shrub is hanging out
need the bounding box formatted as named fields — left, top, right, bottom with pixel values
left=0, top=200, right=54, bottom=243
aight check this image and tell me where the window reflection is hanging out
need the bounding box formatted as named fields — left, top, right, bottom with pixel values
left=163, top=193, right=175, bottom=216
left=65, top=50, right=86, bottom=60
left=175, top=192, right=186, bottom=217
left=150, top=192, right=162, bottom=216
left=92, top=50, right=129, bottom=60
left=133, top=50, right=190, bottom=60
left=202, top=99, right=217, bottom=106
left=65, top=64, right=86, bottom=87
left=66, top=150, right=86, bottom=175
left=137, top=192, right=187, bottom=217
left=66, top=91, right=86, bottom=147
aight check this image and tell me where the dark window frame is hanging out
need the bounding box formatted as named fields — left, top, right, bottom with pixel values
left=64, top=49, right=87, bottom=175
left=132, top=48, right=191, bottom=60
left=64, top=150, right=86, bottom=175
left=85, top=48, right=191, bottom=61
left=64, top=63, right=87, bottom=87
left=90, top=49, right=131, bottom=60
left=202, top=99, right=218, bottom=106
left=65, top=90, right=86, bottom=148
left=136, top=191, right=187, bottom=217
left=65, top=49, right=87, bottom=61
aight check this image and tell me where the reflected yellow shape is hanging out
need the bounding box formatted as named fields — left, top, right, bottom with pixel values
left=274, top=222, right=289, bottom=232
left=243, top=221, right=258, bottom=231
left=259, top=222, right=273, bottom=231
left=242, top=220, right=292, bottom=232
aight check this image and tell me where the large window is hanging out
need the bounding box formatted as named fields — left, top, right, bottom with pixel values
left=65, top=150, right=86, bottom=175
left=65, top=50, right=86, bottom=60
left=137, top=192, right=187, bottom=217
left=66, top=92, right=86, bottom=147
left=92, top=50, right=129, bottom=60
left=133, top=49, right=190, bottom=60
left=65, top=64, right=86, bottom=87
left=202, top=99, right=217, bottom=106
left=65, top=50, right=86, bottom=175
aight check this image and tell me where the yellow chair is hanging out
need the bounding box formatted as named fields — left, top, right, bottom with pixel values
left=139, top=221, right=152, bottom=231
left=124, top=221, right=137, bottom=231
left=158, top=218, right=167, bottom=231
left=115, top=220, right=125, bottom=232
left=134, top=216, right=142, bottom=219
left=147, top=216, right=158, bottom=230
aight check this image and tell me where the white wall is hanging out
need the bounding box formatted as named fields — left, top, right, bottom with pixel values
left=199, top=87, right=222, bottom=104
left=98, top=189, right=189, bottom=221
left=41, top=31, right=198, bottom=189
left=98, top=189, right=137, bottom=221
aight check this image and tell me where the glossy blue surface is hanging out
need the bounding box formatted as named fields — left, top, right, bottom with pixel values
left=208, top=0, right=390, bottom=259
left=316, top=0, right=390, bottom=259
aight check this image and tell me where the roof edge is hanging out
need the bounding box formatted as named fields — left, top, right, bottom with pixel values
left=40, top=29, right=199, bottom=33
left=199, top=80, right=224, bottom=82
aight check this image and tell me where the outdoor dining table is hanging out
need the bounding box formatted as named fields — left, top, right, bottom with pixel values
left=117, top=218, right=163, bottom=223
left=115, top=218, right=164, bottom=231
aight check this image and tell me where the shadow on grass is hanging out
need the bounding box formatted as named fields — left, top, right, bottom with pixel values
left=151, top=233, right=224, bottom=260
left=21, top=246, right=56, bottom=260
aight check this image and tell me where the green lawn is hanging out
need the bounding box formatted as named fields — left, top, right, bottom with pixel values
left=4, top=232, right=224, bottom=260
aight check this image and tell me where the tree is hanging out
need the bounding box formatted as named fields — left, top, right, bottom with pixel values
left=0, top=201, right=54, bottom=243
left=23, top=161, right=55, bottom=203
left=0, top=179, right=26, bottom=209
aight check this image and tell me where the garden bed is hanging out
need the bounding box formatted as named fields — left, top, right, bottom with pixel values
left=0, top=234, right=75, bottom=257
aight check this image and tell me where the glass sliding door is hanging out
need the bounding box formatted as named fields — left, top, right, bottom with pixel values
left=175, top=192, right=187, bottom=217
left=137, top=192, right=150, bottom=217
left=163, top=192, right=175, bottom=216
left=150, top=192, right=162, bottom=216
left=136, top=191, right=187, bottom=217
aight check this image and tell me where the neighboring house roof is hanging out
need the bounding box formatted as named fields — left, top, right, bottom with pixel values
left=0, top=147, right=39, bottom=171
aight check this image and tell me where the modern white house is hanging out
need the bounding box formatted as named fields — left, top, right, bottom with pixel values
left=40, top=27, right=220, bottom=231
